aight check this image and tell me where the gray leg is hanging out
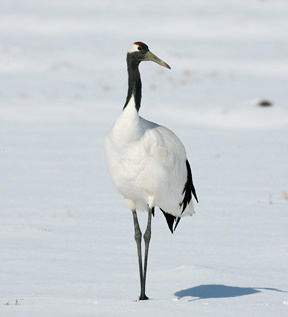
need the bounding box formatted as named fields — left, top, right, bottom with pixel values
left=143, top=208, right=152, bottom=298
left=132, top=210, right=149, bottom=300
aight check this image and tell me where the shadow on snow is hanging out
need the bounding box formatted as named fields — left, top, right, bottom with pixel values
left=174, top=284, right=286, bottom=301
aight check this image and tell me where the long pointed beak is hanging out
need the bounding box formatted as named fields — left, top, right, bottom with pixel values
left=144, top=51, right=171, bottom=69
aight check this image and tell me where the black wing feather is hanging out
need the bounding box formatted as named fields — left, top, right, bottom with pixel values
left=161, top=159, right=198, bottom=233
left=160, top=208, right=180, bottom=234
left=180, top=160, right=198, bottom=214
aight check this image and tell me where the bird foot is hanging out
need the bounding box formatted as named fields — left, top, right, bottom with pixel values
left=138, top=294, right=149, bottom=301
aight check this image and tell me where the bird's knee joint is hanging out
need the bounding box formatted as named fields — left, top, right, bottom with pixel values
left=134, top=231, right=142, bottom=242
left=143, top=229, right=151, bottom=244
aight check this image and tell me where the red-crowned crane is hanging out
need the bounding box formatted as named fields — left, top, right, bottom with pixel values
left=104, top=42, right=198, bottom=300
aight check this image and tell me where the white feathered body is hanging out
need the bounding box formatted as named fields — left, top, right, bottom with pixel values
left=104, top=96, right=195, bottom=217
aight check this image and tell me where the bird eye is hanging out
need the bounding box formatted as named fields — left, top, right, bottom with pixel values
left=138, top=46, right=142, bottom=51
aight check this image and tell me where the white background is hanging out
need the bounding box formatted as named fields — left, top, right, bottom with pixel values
left=1, top=0, right=288, bottom=316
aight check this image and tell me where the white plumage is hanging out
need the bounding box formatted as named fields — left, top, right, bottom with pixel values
left=105, top=95, right=195, bottom=217
left=104, top=42, right=198, bottom=300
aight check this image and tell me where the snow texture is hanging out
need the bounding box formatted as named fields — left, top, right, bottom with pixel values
left=1, top=0, right=288, bottom=316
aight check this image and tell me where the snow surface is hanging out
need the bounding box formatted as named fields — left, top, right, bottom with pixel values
left=1, top=0, right=288, bottom=316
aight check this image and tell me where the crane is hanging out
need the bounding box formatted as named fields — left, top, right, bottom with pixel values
left=104, top=42, right=198, bottom=300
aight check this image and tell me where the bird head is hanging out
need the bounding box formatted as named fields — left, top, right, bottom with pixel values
left=127, top=42, right=171, bottom=69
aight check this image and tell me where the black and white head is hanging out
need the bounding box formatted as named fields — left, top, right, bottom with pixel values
left=127, top=42, right=171, bottom=69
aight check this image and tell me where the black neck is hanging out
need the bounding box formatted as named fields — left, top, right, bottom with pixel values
left=123, top=54, right=142, bottom=112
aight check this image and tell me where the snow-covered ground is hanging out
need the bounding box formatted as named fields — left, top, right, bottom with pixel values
left=1, top=0, right=288, bottom=316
